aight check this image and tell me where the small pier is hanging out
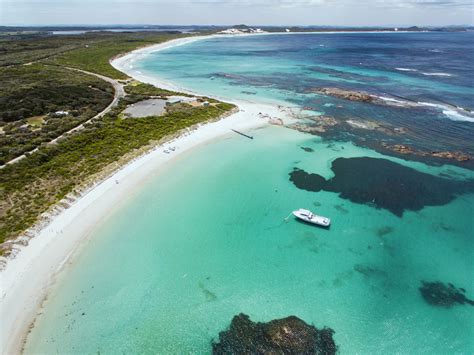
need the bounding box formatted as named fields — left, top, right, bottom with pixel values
left=231, top=129, right=253, bottom=140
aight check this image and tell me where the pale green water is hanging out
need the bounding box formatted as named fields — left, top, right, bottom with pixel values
left=25, top=126, right=474, bottom=354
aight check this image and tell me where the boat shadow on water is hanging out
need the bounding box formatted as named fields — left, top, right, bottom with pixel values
left=294, top=217, right=331, bottom=230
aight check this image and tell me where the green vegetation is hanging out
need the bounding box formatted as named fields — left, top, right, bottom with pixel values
left=0, top=32, right=199, bottom=164
left=47, top=32, right=185, bottom=79
left=0, top=33, right=89, bottom=66
left=0, top=63, right=113, bottom=163
left=124, top=82, right=183, bottom=97
left=0, top=31, right=187, bottom=77
left=125, top=82, right=221, bottom=104
left=26, top=115, right=46, bottom=128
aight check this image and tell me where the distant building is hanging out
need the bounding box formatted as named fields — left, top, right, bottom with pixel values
left=219, top=28, right=267, bottom=35
left=219, top=28, right=244, bottom=34
left=286, top=29, right=291, bottom=32
left=53, top=110, right=69, bottom=116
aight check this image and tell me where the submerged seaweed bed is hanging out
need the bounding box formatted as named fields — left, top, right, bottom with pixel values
left=212, top=313, right=337, bottom=354
left=419, top=281, right=474, bottom=308
left=289, top=157, right=474, bottom=216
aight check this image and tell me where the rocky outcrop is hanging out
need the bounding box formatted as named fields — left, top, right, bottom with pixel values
left=312, top=88, right=376, bottom=103
left=311, top=88, right=422, bottom=109
left=289, top=115, right=338, bottom=133
left=381, top=143, right=471, bottom=162
left=212, top=313, right=337, bottom=354
left=431, top=151, right=471, bottom=162
left=268, top=118, right=284, bottom=126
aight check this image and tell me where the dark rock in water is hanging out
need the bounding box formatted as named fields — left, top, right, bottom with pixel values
left=311, top=87, right=419, bottom=109
left=419, top=281, right=474, bottom=308
left=381, top=143, right=472, bottom=163
left=289, top=157, right=474, bottom=217
left=313, top=87, right=376, bottom=103
left=301, top=147, right=315, bottom=153
left=212, top=313, right=337, bottom=355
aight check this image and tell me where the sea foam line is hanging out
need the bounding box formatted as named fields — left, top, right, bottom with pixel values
left=395, top=68, right=418, bottom=72
left=376, top=96, right=474, bottom=123
left=417, top=101, right=474, bottom=123
left=395, top=68, right=454, bottom=77
left=421, top=72, right=453, bottom=77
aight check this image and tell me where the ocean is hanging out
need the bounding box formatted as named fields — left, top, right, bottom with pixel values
left=24, top=32, right=474, bottom=354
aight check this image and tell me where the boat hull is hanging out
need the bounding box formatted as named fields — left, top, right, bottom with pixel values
left=292, top=210, right=331, bottom=228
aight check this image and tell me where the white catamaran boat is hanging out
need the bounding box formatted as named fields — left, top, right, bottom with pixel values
left=293, top=209, right=331, bottom=227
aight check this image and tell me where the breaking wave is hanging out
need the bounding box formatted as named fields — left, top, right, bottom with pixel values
left=421, top=72, right=453, bottom=77
left=395, top=68, right=418, bottom=72
left=417, top=102, right=474, bottom=123
left=375, top=96, right=474, bottom=123
left=442, top=109, right=474, bottom=123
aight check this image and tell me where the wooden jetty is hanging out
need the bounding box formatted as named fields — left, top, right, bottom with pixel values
left=231, top=129, right=253, bottom=140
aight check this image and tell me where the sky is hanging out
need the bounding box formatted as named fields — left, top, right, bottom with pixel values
left=0, top=0, right=473, bottom=27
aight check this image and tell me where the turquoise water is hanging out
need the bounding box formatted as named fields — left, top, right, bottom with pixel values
left=25, top=128, right=474, bottom=353
left=24, top=34, right=474, bottom=354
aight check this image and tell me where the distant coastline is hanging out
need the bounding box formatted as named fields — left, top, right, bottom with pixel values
left=1, top=24, right=473, bottom=35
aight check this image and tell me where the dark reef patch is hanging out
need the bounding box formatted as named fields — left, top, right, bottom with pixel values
left=212, top=313, right=337, bottom=355
left=289, top=157, right=474, bottom=216
left=332, top=271, right=354, bottom=287
left=434, top=222, right=456, bottom=233
left=419, top=281, right=474, bottom=308
left=198, top=282, right=217, bottom=302
left=289, top=168, right=326, bottom=193
left=376, top=226, right=394, bottom=238
left=354, top=264, right=387, bottom=278
left=334, top=204, right=349, bottom=214
left=301, top=146, right=315, bottom=152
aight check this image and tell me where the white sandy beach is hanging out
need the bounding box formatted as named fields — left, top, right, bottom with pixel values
left=0, top=35, right=290, bottom=354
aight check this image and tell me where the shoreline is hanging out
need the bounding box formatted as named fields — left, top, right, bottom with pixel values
left=0, top=35, right=290, bottom=354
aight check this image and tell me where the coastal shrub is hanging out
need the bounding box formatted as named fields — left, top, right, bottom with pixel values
left=48, top=32, right=185, bottom=79
left=0, top=64, right=114, bottom=162
left=124, top=83, right=183, bottom=97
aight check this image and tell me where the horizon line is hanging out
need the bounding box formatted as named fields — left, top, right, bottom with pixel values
left=1, top=23, right=472, bottom=28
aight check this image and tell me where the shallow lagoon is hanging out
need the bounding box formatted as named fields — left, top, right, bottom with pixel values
left=25, top=125, right=474, bottom=353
